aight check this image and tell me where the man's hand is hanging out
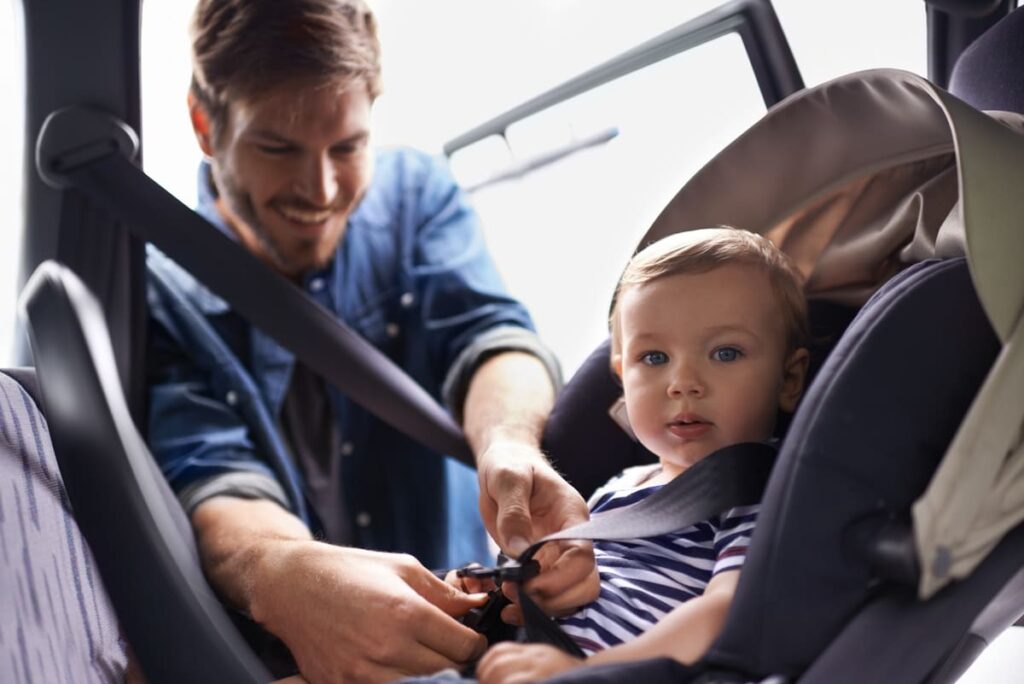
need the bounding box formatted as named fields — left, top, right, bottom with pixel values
left=463, top=351, right=599, bottom=621
left=193, top=498, right=487, bottom=683
left=476, top=642, right=584, bottom=684
left=477, top=440, right=599, bottom=621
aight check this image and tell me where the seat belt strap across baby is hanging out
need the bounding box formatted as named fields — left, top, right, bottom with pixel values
left=515, top=442, right=778, bottom=656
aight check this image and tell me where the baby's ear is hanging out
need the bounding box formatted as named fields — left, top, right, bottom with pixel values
left=778, top=347, right=810, bottom=413
left=610, top=353, right=623, bottom=380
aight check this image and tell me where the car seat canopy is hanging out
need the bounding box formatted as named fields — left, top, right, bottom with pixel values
left=643, top=69, right=1024, bottom=343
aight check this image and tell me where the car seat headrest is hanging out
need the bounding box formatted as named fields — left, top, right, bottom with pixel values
left=949, top=7, right=1024, bottom=114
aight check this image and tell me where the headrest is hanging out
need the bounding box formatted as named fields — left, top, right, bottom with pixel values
left=949, top=7, right=1024, bottom=114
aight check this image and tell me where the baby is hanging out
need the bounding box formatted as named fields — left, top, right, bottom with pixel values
left=476, top=227, right=810, bottom=683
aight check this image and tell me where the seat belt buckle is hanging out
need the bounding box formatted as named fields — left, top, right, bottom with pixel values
left=455, top=553, right=540, bottom=584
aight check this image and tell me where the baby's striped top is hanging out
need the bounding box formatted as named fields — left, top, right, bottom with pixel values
left=558, top=464, right=759, bottom=655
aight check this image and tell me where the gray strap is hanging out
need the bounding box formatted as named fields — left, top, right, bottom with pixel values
left=517, top=442, right=777, bottom=655
left=60, top=152, right=474, bottom=466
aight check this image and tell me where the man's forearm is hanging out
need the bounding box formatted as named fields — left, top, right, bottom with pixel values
left=190, top=496, right=312, bottom=614
left=462, top=351, right=556, bottom=458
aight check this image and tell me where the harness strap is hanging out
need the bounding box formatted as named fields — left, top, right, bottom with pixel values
left=516, top=442, right=777, bottom=655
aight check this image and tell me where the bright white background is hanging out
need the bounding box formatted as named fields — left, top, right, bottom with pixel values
left=0, top=0, right=1021, bottom=678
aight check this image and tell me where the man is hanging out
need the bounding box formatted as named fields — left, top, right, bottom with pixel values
left=145, top=0, right=596, bottom=680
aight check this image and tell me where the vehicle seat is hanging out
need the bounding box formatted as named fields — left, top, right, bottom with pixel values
left=19, top=262, right=272, bottom=684
left=0, top=368, right=129, bottom=682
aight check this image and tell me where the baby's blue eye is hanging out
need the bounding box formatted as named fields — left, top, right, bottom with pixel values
left=640, top=351, right=668, bottom=366
left=712, top=347, right=741, bottom=362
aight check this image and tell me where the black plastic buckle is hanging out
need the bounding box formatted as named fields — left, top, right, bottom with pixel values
left=456, top=553, right=540, bottom=585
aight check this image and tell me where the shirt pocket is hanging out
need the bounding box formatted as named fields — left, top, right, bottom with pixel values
left=349, top=295, right=403, bottom=360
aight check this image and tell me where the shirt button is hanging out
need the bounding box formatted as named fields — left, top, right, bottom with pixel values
left=341, top=441, right=354, bottom=456
left=356, top=511, right=372, bottom=528
left=385, top=323, right=400, bottom=338
left=400, top=292, right=415, bottom=308
left=309, top=277, right=325, bottom=293
left=225, top=390, right=239, bottom=406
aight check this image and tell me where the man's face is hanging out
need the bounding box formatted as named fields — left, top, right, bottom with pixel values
left=203, top=83, right=374, bottom=278
left=615, top=264, right=804, bottom=480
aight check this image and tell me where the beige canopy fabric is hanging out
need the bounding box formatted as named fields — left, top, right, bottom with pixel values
left=638, top=69, right=1024, bottom=599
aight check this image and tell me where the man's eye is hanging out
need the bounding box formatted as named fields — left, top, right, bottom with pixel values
left=640, top=351, right=668, bottom=366
left=256, top=144, right=293, bottom=155
left=712, top=347, right=742, bottom=362
left=331, top=143, right=360, bottom=156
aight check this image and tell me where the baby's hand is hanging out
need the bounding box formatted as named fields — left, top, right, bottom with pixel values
left=499, top=541, right=600, bottom=625
left=477, top=642, right=584, bottom=683
left=444, top=564, right=498, bottom=595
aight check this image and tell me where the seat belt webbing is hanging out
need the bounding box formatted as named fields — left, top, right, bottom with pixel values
left=515, top=442, right=777, bottom=655
left=57, top=152, right=474, bottom=466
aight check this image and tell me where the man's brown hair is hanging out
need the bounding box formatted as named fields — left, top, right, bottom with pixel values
left=189, top=0, right=382, bottom=141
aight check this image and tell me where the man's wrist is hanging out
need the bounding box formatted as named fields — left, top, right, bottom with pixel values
left=476, top=424, right=545, bottom=458
left=247, top=538, right=317, bottom=627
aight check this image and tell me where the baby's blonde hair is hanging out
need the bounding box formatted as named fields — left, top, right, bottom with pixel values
left=609, top=227, right=809, bottom=358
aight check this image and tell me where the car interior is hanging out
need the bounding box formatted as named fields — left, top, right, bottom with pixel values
left=2, top=1, right=1023, bottom=683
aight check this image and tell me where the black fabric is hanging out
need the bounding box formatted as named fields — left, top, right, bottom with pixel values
left=797, top=523, right=1024, bottom=684
left=542, top=339, right=653, bottom=499
left=281, top=361, right=351, bottom=545
left=949, top=6, right=1024, bottom=114
left=702, top=258, right=1001, bottom=678
left=517, top=443, right=777, bottom=659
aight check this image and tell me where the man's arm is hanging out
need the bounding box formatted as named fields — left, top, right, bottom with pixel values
left=192, top=497, right=487, bottom=682
left=462, top=351, right=599, bottom=617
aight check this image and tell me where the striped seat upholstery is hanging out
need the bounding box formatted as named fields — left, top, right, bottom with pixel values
left=0, top=370, right=127, bottom=683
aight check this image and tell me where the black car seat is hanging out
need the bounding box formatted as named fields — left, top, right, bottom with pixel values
left=18, top=262, right=272, bottom=684
left=539, top=62, right=1024, bottom=683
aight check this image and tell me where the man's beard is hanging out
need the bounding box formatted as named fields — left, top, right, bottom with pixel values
left=216, top=168, right=302, bottom=275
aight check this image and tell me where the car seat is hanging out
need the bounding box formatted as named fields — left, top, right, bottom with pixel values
left=538, top=64, right=1024, bottom=684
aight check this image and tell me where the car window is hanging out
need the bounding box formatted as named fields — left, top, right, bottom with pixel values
left=0, top=0, right=24, bottom=365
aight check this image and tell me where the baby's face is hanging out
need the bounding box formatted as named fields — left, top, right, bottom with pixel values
left=615, top=264, right=802, bottom=480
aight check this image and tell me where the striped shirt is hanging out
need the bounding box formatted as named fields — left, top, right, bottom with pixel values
left=558, top=464, right=759, bottom=655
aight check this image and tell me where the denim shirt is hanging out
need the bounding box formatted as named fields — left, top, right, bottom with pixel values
left=145, top=147, right=558, bottom=569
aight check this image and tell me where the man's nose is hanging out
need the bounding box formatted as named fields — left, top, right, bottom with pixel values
left=297, top=154, right=338, bottom=206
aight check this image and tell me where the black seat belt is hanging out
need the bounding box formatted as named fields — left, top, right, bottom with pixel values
left=36, top=108, right=473, bottom=465
left=515, top=442, right=777, bottom=657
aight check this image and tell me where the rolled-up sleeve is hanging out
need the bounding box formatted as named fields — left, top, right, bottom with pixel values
left=441, top=325, right=562, bottom=424
left=146, top=303, right=289, bottom=513
left=406, top=153, right=562, bottom=416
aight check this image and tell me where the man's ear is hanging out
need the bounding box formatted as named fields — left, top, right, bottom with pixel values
left=778, top=347, right=810, bottom=413
left=188, top=91, right=215, bottom=158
